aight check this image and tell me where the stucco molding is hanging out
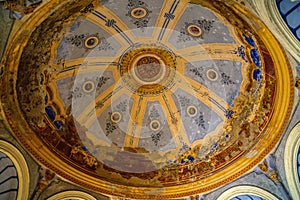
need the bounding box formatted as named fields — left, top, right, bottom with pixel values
left=251, top=0, right=300, bottom=61
left=47, top=190, right=97, bottom=200
left=284, top=122, right=300, bottom=200
left=216, top=185, right=279, bottom=200
left=0, top=140, right=30, bottom=200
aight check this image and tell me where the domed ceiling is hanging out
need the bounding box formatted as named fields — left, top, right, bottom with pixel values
left=0, top=0, right=294, bottom=198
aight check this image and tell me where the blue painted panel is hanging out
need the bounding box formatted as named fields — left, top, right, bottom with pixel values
left=53, top=120, right=64, bottom=130
left=253, top=69, right=262, bottom=81
left=45, top=106, right=56, bottom=121
left=250, top=49, right=261, bottom=67
left=278, top=1, right=300, bottom=14
left=286, top=5, right=300, bottom=28
left=297, top=146, right=300, bottom=182
left=243, top=34, right=256, bottom=47
left=277, top=0, right=300, bottom=41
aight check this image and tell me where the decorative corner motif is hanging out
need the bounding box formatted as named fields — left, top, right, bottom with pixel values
left=194, top=112, right=206, bottom=130
left=190, top=66, right=205, bottom=79
left=67, top=34, right=88, bottom=48
left=151, top=131, right=162, bottom=146
left=220, top=71, right=235, bottom=85
left=32, top=168, right=58, bottom=200
left=105, top=112, right=118, bottom=136
left=98, top=37, right=114, bottom=51
left=177, top=95, right=191, bottom=108
left=68, top=86, right=83, bottom=100
left=115, top=99, right=129, bottom=113
left=257, top=157, right=280, bottom=184
left=96, top=76, right=110, bottom=89
left=66, top=33, right=113, bottom=51
left=147, top=106, right=160, bottom=124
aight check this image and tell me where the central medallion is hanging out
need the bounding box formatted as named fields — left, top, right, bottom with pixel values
left=119, top=43, right=176, bottom=95
left=133, top=54, right=166, bottom=84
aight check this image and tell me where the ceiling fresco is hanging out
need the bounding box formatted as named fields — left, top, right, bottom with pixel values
left=0, top=0, right=294, bottom=198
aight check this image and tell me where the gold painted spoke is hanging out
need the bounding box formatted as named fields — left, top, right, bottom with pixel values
left=176, top=55, right=186, bottom=75
left=153, top=0, right=189, bottom=41
left=178, top=76, right=230, bottom=120
left=76, top=83, right=125, bottom=127
left=55, top=56, right=118, bottom=69
left=85, top=3, right=136, bottom=46
left=160, top=92, right=190, bottom=147
left=62, top=56, right=120, bottom=67
left=55, top=57, right=120, bottom=80
left=176, top=44, right=243, bottom=62
left=123, top=95, right=147, bottom=147
left=47, top=81, right=68, bottom=117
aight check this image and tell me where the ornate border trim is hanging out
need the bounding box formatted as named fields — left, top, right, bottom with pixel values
left=284, top=122, right=300, bottom=200
left=216, top=185, right=279, bottom=200
left=0, top=140, right=30, bottom=200
left=47, top=191, right=97, bottom=200
left=252, top=0, right=300, bottom=61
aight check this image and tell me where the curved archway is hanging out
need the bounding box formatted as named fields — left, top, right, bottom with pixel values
left=252, top=0, right=300, bottom=61
left=284, top=122, right=300, bottom=200
left=47, top=191, right=97, bottom=200
left=0, top=152, right=18, bottom=200
left=216, top=185, right=279, bottom=200
left=0, top=140, right=30, bottom=200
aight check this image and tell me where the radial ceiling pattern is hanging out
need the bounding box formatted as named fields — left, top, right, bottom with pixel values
left=0, top=0, right=294, bottom=198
